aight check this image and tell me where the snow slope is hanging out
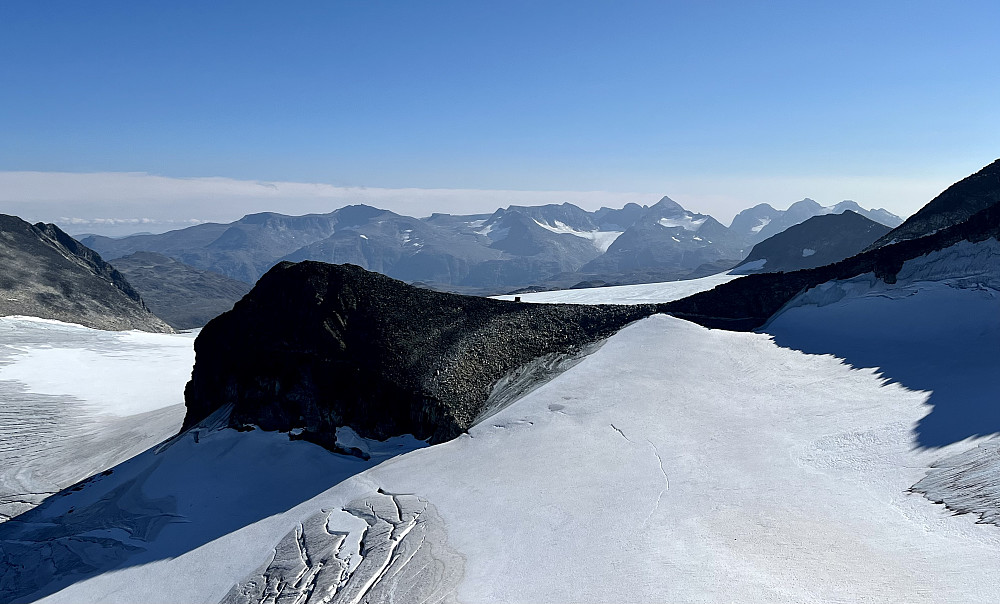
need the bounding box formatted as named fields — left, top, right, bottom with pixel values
left=7, top=241, right=1000, bottom=603
left=11, top=269, right=1000, bottom=602
left=491, top=271, right=741, bottom=304
left=531, top=219, right=623, bottom=252
left=0, top=317, right=194, bottom=522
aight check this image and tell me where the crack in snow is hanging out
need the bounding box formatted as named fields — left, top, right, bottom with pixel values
left=610, top=423, right=631, bottom=442
left=643, top=439, right=669, bottom=526
left=222, top=491, right=463, bottom=604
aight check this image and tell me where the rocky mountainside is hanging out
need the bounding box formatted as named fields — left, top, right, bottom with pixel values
left=82, top=204, right=622, bottom=291
left=0, top=215, right=172, bottom=332
left=729, top=198, right=902, bottom=246
left=80, top=197, right=901, bottom=294
left=731, top=211, right=891, bottom=274
left=580, top=196, right=746, bottom=278
left=110, top=252, right=252, bottom=329
left=664, top=169, right=1000, bottom=330
left=183, top=261, right=662, bottom=446
left=866, top=158, right=1000, bottom=250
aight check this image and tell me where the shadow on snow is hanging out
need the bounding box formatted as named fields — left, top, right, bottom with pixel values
left=0, top=426, right=418, bottom=604
left=763, top=284, right=1000, bottom=449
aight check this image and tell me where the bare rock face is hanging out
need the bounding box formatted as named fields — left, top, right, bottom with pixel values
left=183, top=261, right=660, bottom=445
left=731, top=211, right=891, bottom=274
left=0, top=215, right=173, bottom=333
left=867, top=157, right=1000, bottom=250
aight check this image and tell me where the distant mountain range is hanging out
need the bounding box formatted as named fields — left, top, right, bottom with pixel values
left=0, top=193, right=903, bottom=331
left=731, top=211, right=892, bottom=274
left=80, top=198, right=901, bottom=294
left=729, top=198, right=902, bottom=246
left=664, top=158, right=1000, bottom=330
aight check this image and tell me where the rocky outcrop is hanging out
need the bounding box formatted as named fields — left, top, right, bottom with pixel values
left=183, top=261, right=660, bottom=445
left=867, top=158, right=1000, bottom=250
left=111, top=251, right=251, bottom=329
left=0, top=215, right=172, bottom=332
left=664, top=197, right=1000, bottom=330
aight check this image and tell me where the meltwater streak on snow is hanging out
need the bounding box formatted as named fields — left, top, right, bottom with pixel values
left=492, top=271, right=741, bottom=305
left=0, top=317, right=191, bottom=522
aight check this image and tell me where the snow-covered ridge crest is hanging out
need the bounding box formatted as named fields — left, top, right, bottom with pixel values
left=776, top=237, right=1000, bottom=314
left=894, top=237, right=1000, bottom=289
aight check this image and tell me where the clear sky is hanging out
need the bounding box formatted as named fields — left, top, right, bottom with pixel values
left=2, top=1, right=998, bottom=234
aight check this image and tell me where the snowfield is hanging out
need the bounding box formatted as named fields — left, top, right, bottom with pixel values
left=491, top=271, right=741, bottom=304
left=0, top=317, right=194, bottom=523
left=531, top=219, right=624, bottom=252
left=4, top=239, right=1000, bottom=603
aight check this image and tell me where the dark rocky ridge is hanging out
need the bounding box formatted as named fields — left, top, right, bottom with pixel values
left=0, top=215, right=173, bottom=332
left=867, top=158, right=1000, bottom=250
left=664, top=199, right=1000, bottom=331
left=183, top=261, right=662, bottom=445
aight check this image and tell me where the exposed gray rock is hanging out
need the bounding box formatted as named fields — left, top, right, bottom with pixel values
left=867, top=158, right=1000, bottom=250
left=0, top=215, right=172, bottom=332
left=581, top=196, right=745, bottom=276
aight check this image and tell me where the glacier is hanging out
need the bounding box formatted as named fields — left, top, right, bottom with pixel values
left=3, top=238, right=1000, bottom=603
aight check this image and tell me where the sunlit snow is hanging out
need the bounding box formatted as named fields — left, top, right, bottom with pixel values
left=531, top=219, right=623, bottom=252
left=657, top=215, right=706, bottom=231
left=492, top=271, right=741, bottom=304
left=5, top=239, right=1000, bottom=603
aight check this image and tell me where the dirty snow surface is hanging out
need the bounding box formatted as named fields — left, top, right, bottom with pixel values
left=5, top=245, right=1000, bottom=603
left=492, top=271, right=741, bottom=304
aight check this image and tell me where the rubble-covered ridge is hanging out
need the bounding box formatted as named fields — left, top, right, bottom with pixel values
left=183, top=261, right=662, bottom=444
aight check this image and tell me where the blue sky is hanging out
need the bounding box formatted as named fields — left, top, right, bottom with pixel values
left=1, top=1, right=998, bottom=232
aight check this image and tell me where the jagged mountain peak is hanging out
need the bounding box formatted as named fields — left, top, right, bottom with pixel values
left=649, top=195, right=687, bottom=215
